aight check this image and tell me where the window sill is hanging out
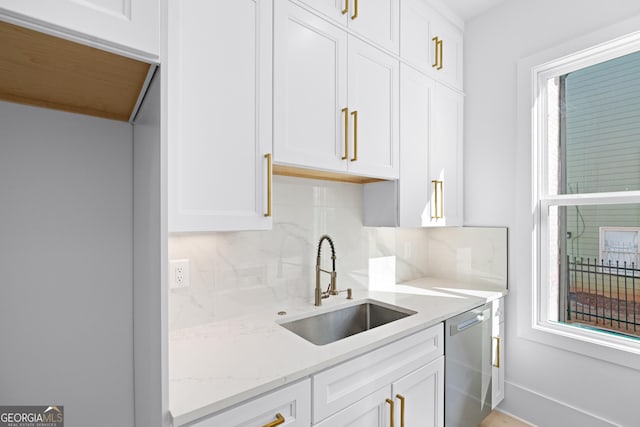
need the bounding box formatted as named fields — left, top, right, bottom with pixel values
left=522, top=319, right=640, bottom=370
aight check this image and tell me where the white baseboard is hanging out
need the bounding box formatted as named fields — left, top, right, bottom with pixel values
left=497, top=381, right=618, bottom=427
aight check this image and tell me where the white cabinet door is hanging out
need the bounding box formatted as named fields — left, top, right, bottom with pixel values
left=400, top=0, right=462, bottom=90
left=363, top=66, right=463, bottom=227
left=429, top=82, right=463, bottom=226
left=297, top=0, right=399, bottom=53
left=347, top=37, right=399, bottom=179
left=492, top=298, right=505, bottom=408
left=347, top=0, right=399, bottom=53
left=0, top=0, right=158, bottom=58
left=296, top=0, right=347, bottom=25
left=168, top=0, right=273, bottom=231
left=191, top=379, right=311, bottom=427
left=314, top=387, right=389, bottom=427
left=398, top=64, right=434, bottom=227
left=392, top=357, right=444, bottom=427
left=273, top=0, right=348, bottom=172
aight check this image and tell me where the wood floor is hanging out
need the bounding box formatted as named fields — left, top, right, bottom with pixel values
left=479, top=411, right=534, bottom=427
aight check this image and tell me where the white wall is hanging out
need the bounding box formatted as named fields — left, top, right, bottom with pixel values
left=464, top=1, right=640, bottom=425
left=0, top=102, right=134, bottom=427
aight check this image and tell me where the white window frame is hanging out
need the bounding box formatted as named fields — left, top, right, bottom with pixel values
left=520, top=24, right=640, bottom=368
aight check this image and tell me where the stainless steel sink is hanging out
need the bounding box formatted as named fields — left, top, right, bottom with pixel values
left=279, top=301, right=416, bottom=345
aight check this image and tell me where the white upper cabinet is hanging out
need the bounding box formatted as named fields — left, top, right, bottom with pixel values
left=273, top=1, right=348, bottom=172
left=430, top=82, right=463, bottom=226
left=346, top=37, right=399, bottom=178
left=297, top=0, right=400, bottom=53
left=363, top=65, right=462, bottom=227
left=0, top=0, right=159, bottom=59
left=401, top=0, right=463, bottom=90
left=168, top=0, right=273, bottom=232
left=274, top=1, right=399, bottom=180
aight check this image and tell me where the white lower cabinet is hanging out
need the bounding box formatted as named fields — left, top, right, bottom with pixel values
left=188, top=379, right=311, bottom=427
left=314, top=387, right=390, bottom=427
left=313, top=324, right=444, bottom=426
left=492, top=298, right=505, bottom=408
left=393, top=357, right=444, bottom=427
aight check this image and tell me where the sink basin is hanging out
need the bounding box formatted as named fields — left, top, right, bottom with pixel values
left=279, top=301, right=416, bottom=345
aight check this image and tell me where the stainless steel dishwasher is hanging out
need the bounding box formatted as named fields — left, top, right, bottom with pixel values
left=445, top=303, right=492, bottom=427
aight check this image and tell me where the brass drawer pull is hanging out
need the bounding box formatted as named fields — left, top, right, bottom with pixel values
left=342, top=107, right=349, bottom=160
left=341, top=0, right=349, bottom=15
left=264, top=153, right=272, bottom=217
left=432, top=180, right=444, bottom=219
left=262, top=413, right=285, bottom=427
left=352, top=0, right=359, bottom=19
left=493, top=336, right=501, bottom=368
left=386, top=398, right=394, bottom=427
left=396, top=394, right=405, bottom=427
left=350, top=110, right=358, bottom=161
left=432, top=37, right=443, bottom=70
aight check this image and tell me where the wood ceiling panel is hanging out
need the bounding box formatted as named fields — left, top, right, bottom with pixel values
left=0, top=20, right=151, bottom=121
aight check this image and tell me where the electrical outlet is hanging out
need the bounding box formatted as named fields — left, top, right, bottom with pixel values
left=170, top=259, right=190, bottom=289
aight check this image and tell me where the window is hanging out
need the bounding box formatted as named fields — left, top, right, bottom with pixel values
left=534, top=36, right=640, bottom=344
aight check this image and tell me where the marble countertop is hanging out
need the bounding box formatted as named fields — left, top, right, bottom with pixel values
left=169, top=277, right=507, bottom=426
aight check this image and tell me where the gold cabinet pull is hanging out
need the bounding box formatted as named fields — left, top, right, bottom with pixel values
left=351, top=0, right=358, bottom=19
left=342, top=107, right=349, bottom=160
left=493, top=336, right=501, bottom=368
left=341, top=0, right=349, bottom=15
left=432, top=180, right=443, bottom=219
left=262, top=413, right=285, bottom=427
left=264, top=153, right=272, bottom=217
left=385, top=398, right=395, bottom=427
left=350, top=110, right=358, bottom=161
left=432, top=37, right=443, bottom=70
left=396, top=394, right=405, bottom=427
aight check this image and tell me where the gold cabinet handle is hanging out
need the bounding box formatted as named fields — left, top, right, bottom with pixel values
left=493, top=336, right=501, bottom=368
left=351, top=0, right=358, bottom=19
left=350, top=110, right=358, bottom=161
left=396, top=394, right=405, bottom=427
left=262, top=413, right=285, bottom=427
left=264, top=153, right=272, bottom=217
left=342, top=107, right=349, bottom=160
left=341, top=0, right=349, bottom=15
left=432, top=37, right=443, bottom=70
left=385, top=398, right=395, bottom=427
left=432, top=180, right=443, bottom=219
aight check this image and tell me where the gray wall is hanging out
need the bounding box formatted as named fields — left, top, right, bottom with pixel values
left=0, top=101, right=134, bottom=427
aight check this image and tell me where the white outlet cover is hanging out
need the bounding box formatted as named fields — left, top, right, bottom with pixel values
left=169, top=259, right=190, bottom=289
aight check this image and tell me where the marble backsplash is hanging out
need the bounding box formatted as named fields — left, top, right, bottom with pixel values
left=169, top=176, right=432, bottom=330
left=169, top=176, right=508, bottom=331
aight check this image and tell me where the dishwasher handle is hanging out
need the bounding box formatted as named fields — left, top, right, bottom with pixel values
left=456, top=314, right=485, bottom=332
left=448, top=307, right=489, bottom=336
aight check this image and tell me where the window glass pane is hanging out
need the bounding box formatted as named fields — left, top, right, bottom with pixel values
left=547, top=51, right=640, bottom=195
left=549, top=204, right=640, bottom=338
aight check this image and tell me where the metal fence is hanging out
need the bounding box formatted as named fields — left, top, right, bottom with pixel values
left=567, top=256, right=640, bottom=336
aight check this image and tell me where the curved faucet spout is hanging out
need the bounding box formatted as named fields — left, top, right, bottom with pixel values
left=315, top=235, right=337, bottom=306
